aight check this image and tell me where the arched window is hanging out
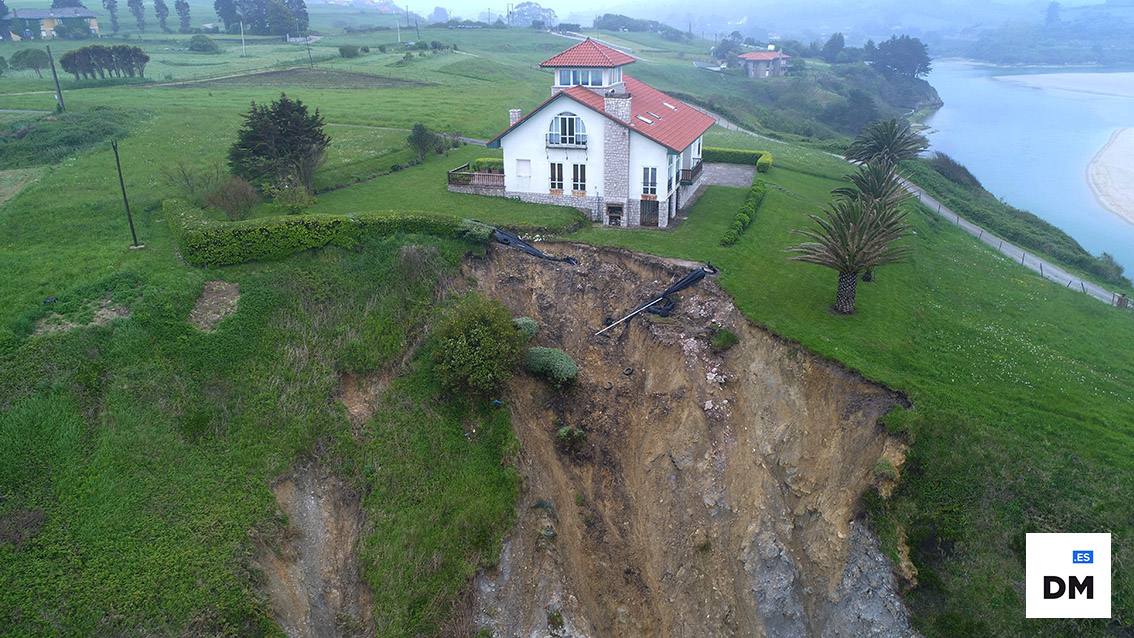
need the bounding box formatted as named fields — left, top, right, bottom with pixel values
left=548, top=112, right=587, bottom=146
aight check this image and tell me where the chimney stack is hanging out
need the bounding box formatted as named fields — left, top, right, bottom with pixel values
left=603, top=87, right=631, bottom=123
left=508, top=108, right=522, bottom=126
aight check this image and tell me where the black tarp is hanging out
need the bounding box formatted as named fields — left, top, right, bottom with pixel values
left=490, top=228, right=578, bottom=265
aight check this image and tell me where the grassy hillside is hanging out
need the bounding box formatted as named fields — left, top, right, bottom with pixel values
left=0, top=19, right=1131, bottom=638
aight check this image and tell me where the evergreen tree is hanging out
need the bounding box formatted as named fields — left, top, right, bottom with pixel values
left=285, top=0, right=307, bottom=32
left=127, top=0, right=145, bottom=31
left=821, top=32, right=845, bottom=62
left=153, top=0, right=170, bottom=32
left=0, top=0, right=10, bottom=41
left=873, top=35, right=931, bottom=78
left=102, top=0, right=120, bottom=32
left=228, top=94, right=330, bottom=192
left=174, top=0, right=189, bottom=31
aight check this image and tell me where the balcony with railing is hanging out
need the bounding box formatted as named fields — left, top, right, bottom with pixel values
left=546, top=132, right=588, bottom=148
left=679, top=160, right=703, bottom=186
left=447, top=163, right=505, bottom=189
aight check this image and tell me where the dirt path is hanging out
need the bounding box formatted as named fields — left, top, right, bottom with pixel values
left=468, top=243, right=913, bottom=637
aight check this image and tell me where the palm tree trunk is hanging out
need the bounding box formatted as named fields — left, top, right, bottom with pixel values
left=834, top=271, right=858, bottom=314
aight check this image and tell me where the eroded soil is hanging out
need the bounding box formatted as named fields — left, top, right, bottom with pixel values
left=467, top=242, right=914, bottom=638
left=254, top=464, right=374, bottom=638
left=188, top=280, right=240, bottom=331
left=34, top=298, right=130, bottom=335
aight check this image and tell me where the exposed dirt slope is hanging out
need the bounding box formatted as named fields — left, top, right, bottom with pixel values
left=254, top=464, right=374, bottom=638
left=467, top=243, right=913, bottom=638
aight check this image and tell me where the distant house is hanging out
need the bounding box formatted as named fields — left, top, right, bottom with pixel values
left=450, top=38, right=715, bottom=229
left=738, top=50, right=790, bottom=79
left=4, top=7, right=100, bottom=40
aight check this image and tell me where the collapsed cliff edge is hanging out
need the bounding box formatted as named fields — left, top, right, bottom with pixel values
left=465, top=242, right=914, bottom=638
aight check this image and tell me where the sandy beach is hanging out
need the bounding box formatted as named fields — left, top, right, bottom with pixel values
left=995, top=72, right=1134, bottom=98
left=1087, top=128, right=1134, bottom=226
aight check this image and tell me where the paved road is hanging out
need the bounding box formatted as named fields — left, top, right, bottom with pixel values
left=705, top=110, right=1125, bottom=306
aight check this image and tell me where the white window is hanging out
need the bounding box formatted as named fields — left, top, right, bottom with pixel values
left=572, top=164, right=586, bottom=191
left=548, top=112, right=586, bottom=146
left=642, top=167, right=657, bottom=195
left=612, top=67, right=622, bottom=84
left=550, top=163, right=564, bottom=190
left=557, top=68, right=604, bottom=87
left=516, top=159, right=531, bottom=178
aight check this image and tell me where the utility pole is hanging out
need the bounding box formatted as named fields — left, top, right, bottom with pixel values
left=415, top=18, right=420, bottom=39
left=396, top=20, right=401, bottom=43
left=239, top=20, right=247, bottom=56
left=46, top=46, right=65, bottom=113
left=304, top=31, right=314, bottom=68
left=110, top=141, right=141, bottom=249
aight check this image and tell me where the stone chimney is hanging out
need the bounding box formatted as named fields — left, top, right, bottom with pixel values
left=508, top=108, right=522, bottom=126
left=603, top=86, right=631, bottom=123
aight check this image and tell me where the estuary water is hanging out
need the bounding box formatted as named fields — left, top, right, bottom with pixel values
left=924, top=59, right=1134, bottom=273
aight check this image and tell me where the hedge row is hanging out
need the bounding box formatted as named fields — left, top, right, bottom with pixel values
left=702, top=147, right=774, bottom=173
left=720, top=177, right=768, bottom=246
left=470, top=157, right=504, bottom=173
left=165, top=199, right=469, bottom=267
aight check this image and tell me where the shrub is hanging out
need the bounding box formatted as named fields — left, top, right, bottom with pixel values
left=555, top=425, right=585, bottom=453
left=203, top=176, right=260, bottom=220
left=702, top=146, right=767, bottom=165
left=513, top=317, right=539, bottom=340
left=164, top=199, right=468, bottom=267
left=720, top=177, right=768, bottom=246
left=378, top=45, right=388, bottom=53
left=161, top=161, right=224, bottom=206
left=525, top=347, right=578, bottom=386
left=188, top=35, right=220, bottom=53
left=470, top=157, right=504, bottom=173
left=756, top=153, right=774, bottom=173
left=456, top=219, right=494, bottom=242
left=873, top=459, right=898, bottom=481
left=267, top=177, right=316, bottom=214
left=927, top=152, right=981, bottom=189
left=433, top=295, right=526, bottom=396
left=709, top=327, right=739, bottom=352
left=360, top=46, right=370, bottom=53
left=338, top=45, right=361, bottom=58
left=719, top=229, right=739, bottom=246
left=735, top=212, right=751, bottom=228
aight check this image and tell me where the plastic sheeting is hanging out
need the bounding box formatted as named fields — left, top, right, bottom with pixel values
left=491, top=228, right=579, bottom=265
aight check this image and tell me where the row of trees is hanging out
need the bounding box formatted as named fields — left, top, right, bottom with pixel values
left=64, top=0, right=192, bottom=34
left=783, top=33, right=932, bottom=79
left=790, top=120, right=929, bottom=313
left=213, top=0, right=308, bottom=36
left=59, top=44, right=149, bottom=80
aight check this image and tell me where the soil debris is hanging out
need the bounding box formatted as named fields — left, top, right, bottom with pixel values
left=466, top=242, right=914, bottom=637
left=0, top=509, right=45, bottom=548
left=254, top=464, right=374, bottom=638
left=188, top=280, right=240, bottom=331
left=34, top=298, right=130, bottom=335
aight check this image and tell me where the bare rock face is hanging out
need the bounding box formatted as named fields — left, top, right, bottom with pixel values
left=467, top=243, right=915, bottom=638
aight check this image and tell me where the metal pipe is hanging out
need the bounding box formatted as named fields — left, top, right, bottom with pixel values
left=595, top=297, right=664, bottom=336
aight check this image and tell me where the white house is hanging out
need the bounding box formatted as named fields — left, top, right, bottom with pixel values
left=449, top=39, right=715, bottom=228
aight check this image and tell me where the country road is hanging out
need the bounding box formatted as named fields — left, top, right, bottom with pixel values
left=706, top=111, right=1127, bottom=306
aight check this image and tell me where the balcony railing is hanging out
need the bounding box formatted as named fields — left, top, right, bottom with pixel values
left=679, top=160, right=703, bottom=186
left=546, top=132, right=588, bottom=148
left=447, top=163, right=504, bottom=188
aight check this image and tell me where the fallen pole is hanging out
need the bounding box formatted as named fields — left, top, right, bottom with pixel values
left=595, top=297, right=665, bottom=336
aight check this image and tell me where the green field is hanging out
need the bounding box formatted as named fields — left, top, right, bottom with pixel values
left=1, top=13, right=1132, bottom=638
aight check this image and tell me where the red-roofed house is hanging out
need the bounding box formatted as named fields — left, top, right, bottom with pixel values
left=453, top=38, right=715, bottom=228
left=738, top=50, right=790, bottom=79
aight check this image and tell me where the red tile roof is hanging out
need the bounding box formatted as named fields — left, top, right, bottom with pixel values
left=738, top=51, right=790, bottom=61
left=540, top=38, right=637, bottom=68
left=487, top=75, right=716, bottom=153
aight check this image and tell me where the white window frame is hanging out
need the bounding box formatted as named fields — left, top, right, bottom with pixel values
left=642, top=167, right=657, bottom=195
left=556, top=68, right=605, bottom=87
left=548, top=112, right=586, bottom=146
left=550, top=162, right=564, bottom=191
left=572, top=163, right=586, bottom=192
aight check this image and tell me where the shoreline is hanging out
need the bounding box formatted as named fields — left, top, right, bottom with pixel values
left=1087, top=128, right=1134, bottom=227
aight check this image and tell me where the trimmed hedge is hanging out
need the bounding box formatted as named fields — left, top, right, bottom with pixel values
left=165, top=199, right=467, bottom=267
left=470, top=157, right=504, bottom=173
left=756, top=153, right=774, bottom=173
left=720, top=177, right=768, bottom=246
left=525, top=347, right=578, bottom=386
left=702, top=146, right=766, bottom=165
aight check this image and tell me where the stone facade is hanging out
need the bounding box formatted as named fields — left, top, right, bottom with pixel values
left=602, top=92, right=632, bottom=227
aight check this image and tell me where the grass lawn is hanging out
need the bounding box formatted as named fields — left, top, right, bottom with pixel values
left=0, top=16, right=1131, bottom=638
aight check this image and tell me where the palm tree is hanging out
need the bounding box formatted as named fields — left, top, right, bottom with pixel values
left=844, top=119, right=929, bottom=166
left=788, top=197, right=911, bottom=314
left=834, top=161, right=911, bottom=281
